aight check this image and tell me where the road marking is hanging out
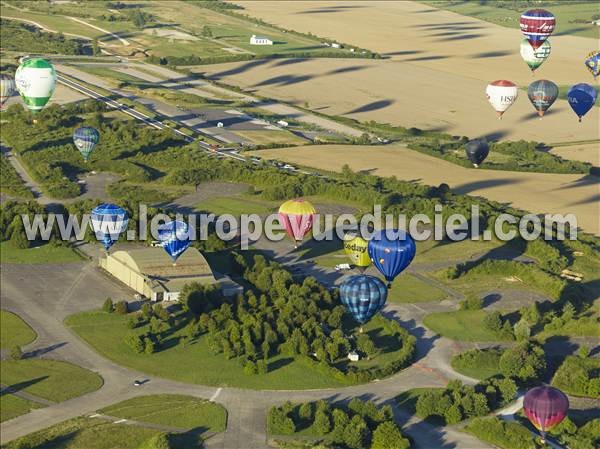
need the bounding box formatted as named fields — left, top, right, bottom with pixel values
left=210, top=387, right=222, bottom=402
left=113, top=419, right=127, bottom=424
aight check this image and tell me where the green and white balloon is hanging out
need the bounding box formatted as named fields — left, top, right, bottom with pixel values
left=520, top=39, right=551, bottom=73
left=15, top=58, right=56, bottom=114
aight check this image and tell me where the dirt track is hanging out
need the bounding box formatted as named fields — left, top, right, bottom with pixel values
left=256, top=144, right=600, bottom=235
left=195, top=1, right=599, bottom=143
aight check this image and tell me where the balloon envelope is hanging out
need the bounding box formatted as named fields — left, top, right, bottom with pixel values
left=15, top=58, right=56, bottom=114
left=343, top=234, right=371, bottom=269
left=73, top=126, right=100, bottom=161
left=278, top=199, right=316, bottom=243
left=157, top=220, right=191, bottom=262
left=486, top=80, right=518, bottom=117
left=465, top=139, right=489, bottom=167
left=367, top=229, right=416, bottom=284
left=90, top=203, right=129, bottom=251
left=339, top=274, right=388, bottom=324
left=0, top=74, right=16, bottom=107
left=524, top=386, right=569, bottom=436
left=520, top=38, right=551, bottom=72
left=520, top=9, right=555, bottom=49
left=528, top=79, right=558, bottom=117
left=584, top=50, right=599, bottom=80
left=567, top=83, right=597, bottom=121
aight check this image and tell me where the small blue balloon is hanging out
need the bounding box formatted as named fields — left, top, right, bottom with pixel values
left=339, top=275, right=388, bottom=324
left=567, top=83, right=597, bottom=122
left=157, top=220, right=191, bottom=262
left=90, top=203, right=128, bottom=251
left=368, top=229, right=416, bottom=285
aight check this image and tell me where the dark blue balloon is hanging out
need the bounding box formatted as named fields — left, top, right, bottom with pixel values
left=90, top=203, right=128, bottom=251
left=157, top=220, right=191, bottom=262
left=339, top=275, right=388, bottom=324
left=567, top=83, right=597, bottom=122
left=368, top=229, right=416, bottom=285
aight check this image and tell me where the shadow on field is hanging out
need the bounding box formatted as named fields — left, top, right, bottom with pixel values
left=347, top=100, right=395, bottom=114
left=326, top=65, right=368, bottom=75
left=23, top=342, right=68, bottom=359
left=404, top=55, right=448, bottom=61
left=452, top=177, right=524, bottom=195
left=443, top=33, right=484, bottom=41
left=1, top=376, right=49, bottom=397
left=271, top=58, right=308, bottom=67
left=384, top=50, right=422, bottom=57
left=210, top=59, right=270, bottom=78
left=472, top=50, right=512, bottom=58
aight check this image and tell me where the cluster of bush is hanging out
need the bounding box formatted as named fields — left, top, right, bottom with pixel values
left=552, top=349, right=600, bottom=398
left=452, top=342, right=547, bottom=385
left=0, top=200, right=50, bottom=249
left=121, top=301, right=172, bottom=355
left=465, top=417, right=536, bottom=449
left=549, top=416, right=600, bottom=449
left=0, top=19, right=92, bottom=55
left=176, top=255, right=415, bottom=381
left=415, top=377, right=518, bottom=425
left=0, top=155, right=34, bottom=199
left=268, top=399, right=409, bottom=449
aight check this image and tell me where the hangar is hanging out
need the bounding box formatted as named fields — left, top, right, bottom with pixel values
left=99, top=247, right=224, bottom=302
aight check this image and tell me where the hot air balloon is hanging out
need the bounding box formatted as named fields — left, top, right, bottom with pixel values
left=567, top=83, right=597, bottom=122
left=465, top=139, right=489, bottom=168
left=157, top=220, right=191, bottom=264
left=0, top=74, right=16, bottom=108
left=278, top=199, right=316, bottom=248
left=73, top=126, right=100, bottom=162
left=339, top=274, right=388, bottom=324
left=367, top=229, right=416, bottom=287
left=14, top=58, right=56, bottom=114
left=90, top=203, right=129, bottom=251
left=527, top=79, right=558, bottom=117
left=584, top=51, right=599, bottom=80
left=520, top=39, right=551, bottom=73
left=524, top=386, right=569, bottom=442
left=486, top=80, right=518, bottom=119
left=343, top=234, right=371, bottom=271
left=520, top=9, right=555, bottom=49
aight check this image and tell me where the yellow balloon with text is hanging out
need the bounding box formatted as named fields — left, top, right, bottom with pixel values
left=343, top=235, right=371, bottom=269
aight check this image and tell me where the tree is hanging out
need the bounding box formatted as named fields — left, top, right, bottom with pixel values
left=331, top=408, right=350, bottom=442
left=561, top=301, right=575, bottom=321
left=10, top=345, right=23, bottom=360
left=103, top=298, right=114, bottom=313
left=499, top=342, right=546, bottom=384
left=445, top=404, right=463, bottom=425
left=267, top=407, right=295, bottom=434
left=201, top=25, right=213, bottom=38
left=256, top=359, right=268, bottom=375
left=483, top=311, right=503, bottom=333
left=371, top=421, right=410, bottom=449
left=299, top=402, right=313, bottom=421
left=144, top=337, right=155, bottom=354
left=344, top=415, right=370, bottom=449
left=577, top=345, right=590, bottom=359
left=141, top=303, right=153, bottom=319
left=314, top=409, right=331, bottom=434
left=356, top=333, right=377, bottom=358
left=92, top=37, right=100, bottom=56
left=140, top=432, right=172, bottom=449
left=130, top=9, right=147, bottom=28
left=243, top=360, right=257, bottom=375
left=114, top=301, right=128, bottom=315
left=513, top=319, right=531, bottom=341
left=11, top=222, right=30, bottom=249
left=125, top=334, right=145, bottom=353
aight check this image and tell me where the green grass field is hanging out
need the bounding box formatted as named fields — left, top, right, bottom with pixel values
left=65, top=309, right=406, bottom=390
left=388, top=274, right=448, bottom=303
left=1, top=417, right=175, bottom=449
left=0, top=394, right=42, bottom=423
left=425, top=1, right=600, bottom=39
left=195, top=195, right=276, bottom=216
left=1, top=359, right=103, bottom=403
left=450, top=348, right=503, bottom=380
left=0, top=241, right=83, bottom=264
left=415, top=238, right=503, bottom=264
left=100, top=395, right=226, bottom=432
left=423, top=310, right=513, bottom=342
left=0, top=310, right=36, bottom=349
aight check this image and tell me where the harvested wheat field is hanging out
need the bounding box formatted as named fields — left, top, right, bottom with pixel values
left=550, top=142, right=600, bottom=166
left=256, top=144, right=600, bottom=235
left=195, top=1, right=599, bottom=143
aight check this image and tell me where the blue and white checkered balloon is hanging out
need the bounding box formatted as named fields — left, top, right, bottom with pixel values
left=339, top=275, right=388, bottom=324
left=157, top=220, right=191, bottom=262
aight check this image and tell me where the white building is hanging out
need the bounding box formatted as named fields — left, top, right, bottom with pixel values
left=331, top=43, right=342, bottom=49
left=250, top=35, right=273, bottom=46
left=347, top=351, right=360, bottom=362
